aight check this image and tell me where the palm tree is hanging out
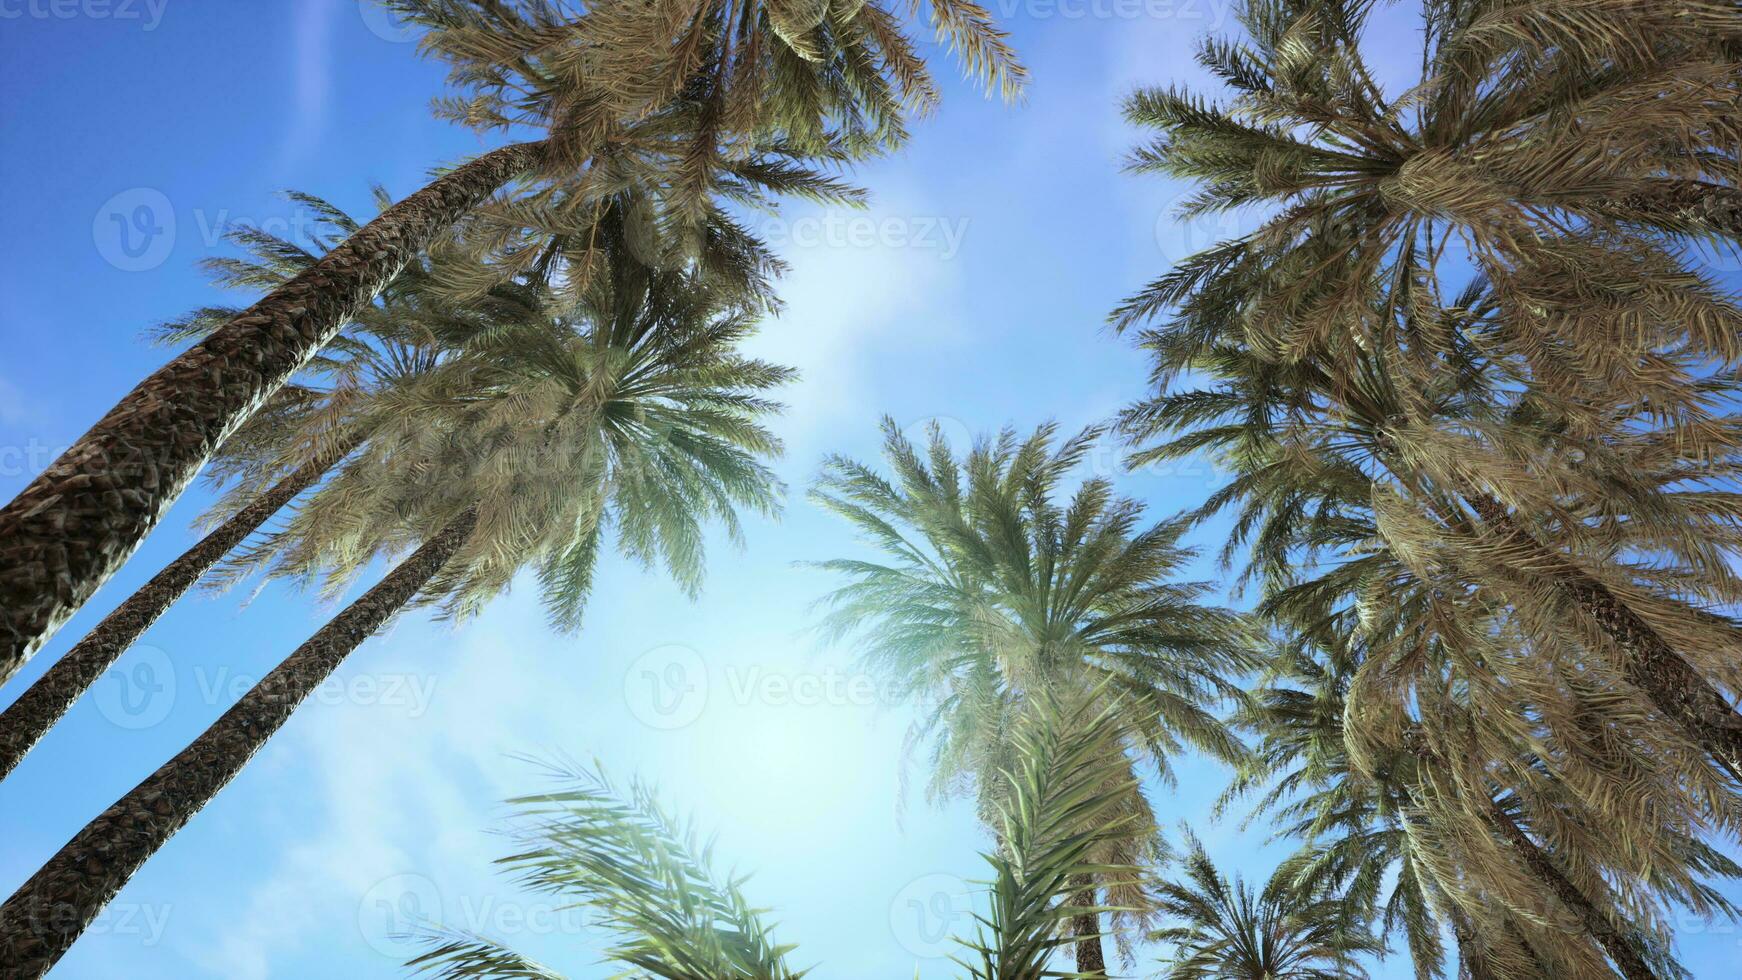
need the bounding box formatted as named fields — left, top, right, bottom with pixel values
left=0, top=0, right=1027, bottom=679
left=1124, top=313, right=1742, bottom=976
left=402, top=689, right=1144, bottom=979
left=1151, top=828, right=1382, bottom=980
left=810, top=420, right=1258, bottom=974
left=0, top=194, right=398, bottom=780
left=1111, top=0, right=1742, bottom=767
left=1112, top=0, right=1742, bottom=366
left=0, top=176, right=789, bottom=780
left=1230, top=624, right=1733, bottom=980
left=0, top=243, right=793, bottom=975
left=1119, top=277, right=1742, bottom=826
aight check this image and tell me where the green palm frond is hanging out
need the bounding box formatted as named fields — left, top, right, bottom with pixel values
left=956, top=690, right=1146, bottom=979
left=812, top=419, right=1260, bottom=968
left=408, top=759, right=803, bottom=979
left=1152, top=828, right=1382, bottom=980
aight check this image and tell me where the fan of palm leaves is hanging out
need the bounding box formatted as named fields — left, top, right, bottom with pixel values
left=382, top=0, right=1025, bottom=300
left=1225, top=622, right=1735, bottom=980
left=404, top=689, right=1144, bottom=978
left=1113, top=0, right=1742, bottom=395
left=809, top=418, right=1260, bottom=969
left=211, top=252, right=790, bottom=630
left=1150, top=826, right=1383, bottom=980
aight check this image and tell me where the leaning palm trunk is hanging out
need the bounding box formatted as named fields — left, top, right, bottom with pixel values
left=1482, top=801, right=1658, bottom=980
left=1067, top=871, right=1107, bottom=975
left=1446, top=906, right=1502, bottom=980
left=1615, top=182, right=1742, bottom=241
left=0, top=433, right=362, bottom=781
left=1465, top=493, right=1742, bottom=777
left=0, top=508, right=477, bottom=977
left=0, top=141, right=539, bottom=681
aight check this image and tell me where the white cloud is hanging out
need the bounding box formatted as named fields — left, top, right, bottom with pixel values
left=271, top=1, right=337, bottom=174
left=188, top=595, right=579, bottom=978
left=742, top=189, right=969, bottom=462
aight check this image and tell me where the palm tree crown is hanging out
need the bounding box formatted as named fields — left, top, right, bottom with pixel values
left=1113, top=0, right=1742, bottom=386
left=810, top=419, right=1259, bottom=967
left=1152, top=828, right=1383, bottom=980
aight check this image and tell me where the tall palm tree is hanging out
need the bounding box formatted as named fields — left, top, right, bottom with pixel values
left=402, top=690, right=1144, bottom=979
left=0, top=0, right=1027, bottom=679
left=1112, top=0, right=1742, bottom=366
left=0, top=245, right=793, bottom=975
left=0, top=194, right=401, bottom=781
left=1127, top=313, right=1742, bottom=974
left=810, top=420, right=1258, bottom=974
left=1230, top=623, right=1734, bottom=980
left=0, top=178, right=789, bottom=780
left=1151, top=828, right=1382, bottom=980
left=1111, top=0, right=1742, bottom=765
left=1123, top=288, right=1742, bottom=842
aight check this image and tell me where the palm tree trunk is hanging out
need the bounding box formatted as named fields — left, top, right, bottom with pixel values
left=0, top=508, right=476, bottom=977
left=1466, top=493, right=1742, bottom=776
left=1067, top=871, right=1106, bottom=976
left=0, top=141, right=540, bottom=682
left=1614, top=181, right=1742, bottom=240
left=1483, top=802, right=1658, bottom=980
left=0, top=435, right=361, bottom=781
left=1447, top=907, right=1500, bottom=980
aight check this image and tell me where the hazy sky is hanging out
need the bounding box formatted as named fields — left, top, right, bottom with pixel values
left=2, top=2, right=1739, bottom=977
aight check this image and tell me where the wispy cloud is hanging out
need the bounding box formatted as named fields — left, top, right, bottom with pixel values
left=272, top=1, right=338, bottom=173
left=743, top=187, right=969, bottom=463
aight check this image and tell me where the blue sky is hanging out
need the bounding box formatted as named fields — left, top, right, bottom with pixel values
left=2, top=2, right=1740, bottom=977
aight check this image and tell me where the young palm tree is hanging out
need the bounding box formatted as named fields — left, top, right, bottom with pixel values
left=0, top=246, right=793, bottom=975
left=810, top=420, right=1258, bottom=974
left=402, top=690, right=1144, bottom=979
left=1151, top=828, right=1382, bottom=980
left=0, top=0, right=1027, bottom=680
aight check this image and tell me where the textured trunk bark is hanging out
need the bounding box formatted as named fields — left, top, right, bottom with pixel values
left=1614, top=181, right=1742, bottom=240
left=0, top=141, right=540, bottom=682
left=0, top=436, right=360, bottom=781
left=1448, top=909, right=1500, bottom=980
left=1483, top=802, right=1658, bottom=980
left=0, top=509, right=476, bottom=977
left=1465, top=494, right=1742, bottom=776
left=1067, top=871, right=1106, bottom=976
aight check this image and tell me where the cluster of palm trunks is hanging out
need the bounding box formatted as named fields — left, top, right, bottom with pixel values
left=2, top=1, right=1741, bottom=978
